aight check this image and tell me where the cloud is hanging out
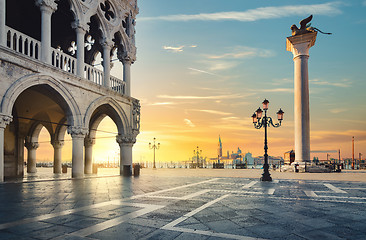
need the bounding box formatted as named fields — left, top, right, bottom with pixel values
left=163, top=46, right=184, bottom=52
left=163, top=45, right=197, bottom=53
left=148, top=102, right=176, bottom=106
left=363, top=1, right=366, bottom=6
left=193, top=109, right=232, bottom=116
left=157, top=94, right=244, bottom=100
left=188, top=67, right=220, bottom=76
left=139, top=2, right=342, bottom=22
left=329, top=108, right=347, bottom=114
left=207, top=61, right=238, bottom=71
left=310, top=79, right=352, bottom=88
left=184, top=119, right=195, bottom=127
left=272, top=78, right=293, bottom=86
left=250, top=88, right=293, bottom=93
left=207, top=47, right=274, bottom=59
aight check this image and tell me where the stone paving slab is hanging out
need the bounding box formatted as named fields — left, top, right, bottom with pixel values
left=1, top=171, right=366, bottom=239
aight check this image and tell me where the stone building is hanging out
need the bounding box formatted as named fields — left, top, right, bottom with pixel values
left=0, top=0, right=140, bottom=182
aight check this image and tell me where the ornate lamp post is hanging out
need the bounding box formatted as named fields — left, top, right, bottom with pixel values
left=193, top=146, right=202, bottom=168
left=149, top=138, right=160, bottom=169
left=252, top=99, right=284, bottom=181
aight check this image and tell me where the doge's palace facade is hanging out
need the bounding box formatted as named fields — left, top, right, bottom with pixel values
left=0, top=0, right=140, bottom=182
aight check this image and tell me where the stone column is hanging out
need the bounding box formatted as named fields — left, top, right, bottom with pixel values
left=68, top=126, right=88, bottom=178
left=287, top=32, right=317, bottom=163
left=100, top=38, right=113, bottom=88
left=116, top=134, right=136, bottom=176
left=36, top=0, right=57, bottom=64
left=25, top=141, right=39, bottom=173
left=122, top=57, right=132, bottom=96
left=84, top=137, right=95, bottom=174
left=52, top=140, right=64, bottom=174
left=0, top=115, right=12, bottom=182
left=0, top=0, right=6, bottom=47
left=72, top=21, right=88, bottom=77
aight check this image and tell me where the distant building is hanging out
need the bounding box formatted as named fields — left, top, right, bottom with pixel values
left=284, top=150, right=295, bottom=165
left=245, top=153, right=254, bottom=165
left=217, top=135, right=222, bottom=161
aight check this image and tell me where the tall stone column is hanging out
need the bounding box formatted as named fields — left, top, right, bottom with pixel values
left=36, top=0, right=57, bottom=64
left=72, top=21, right=88, bottom=77
left=68, top=126, right=88, bottom=178
left=25, top=141, right=39, bottom=173
left=0, top=0, right=6, bottom=47
left=0, top=115, right=12, bottom=182
left=116, top=134, right=136, bottom=176
left=84, top=137, right=95, bottom=174
left=101, top=38, right=113, bottom=88
left=52, top=140, right=64, bottom=174
left=287, top=32, right=317, bottom=163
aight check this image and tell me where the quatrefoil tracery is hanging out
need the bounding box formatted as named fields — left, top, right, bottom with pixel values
left=100, top=1, right=115, bottom=21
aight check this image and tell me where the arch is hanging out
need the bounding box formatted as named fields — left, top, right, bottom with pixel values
left=1, top=74, right=82, bottom=126
left=27, top=122, right=51, bottom=144
left=84, top=96, right=129, bottom=135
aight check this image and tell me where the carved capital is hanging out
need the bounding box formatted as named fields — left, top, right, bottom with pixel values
left=100, top=37, right=114, bottom=49
left=116, top=134, right=136, bottom=145
left=286, top=32, right=317, bottom=59
left=35, top=0, right=58, bottom=13
left=84, top=137, right=96, bottom=147
left=67, top=126, right=88, bottom=138
left=0, top=114, right=12, bottom=129
left=71, top=20, right=90, bottom=33
left=52, top=140, right=64, bottom=149
left=118, top=50, right=135, bottom=64
left=25, top=142, right=39, bottom=150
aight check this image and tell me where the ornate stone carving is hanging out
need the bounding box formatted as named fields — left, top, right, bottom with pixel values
left=118, top=49, right=135, bottom=64
left=71, top=20, right=90, bottom=33
left=100, top=1, right=115, bottom=21
left=116, top=134, right=136, bottom=145
left=132, top=99, right=140, bottom=132
left=35, top=0, right=58, bottom=12
left=84, top=137, right=96, bottom=147
left=52, top=140, right=64, bottom=149
left=67, top=126, right=89, bottom=138
left=100, top=37, right=114, bottom=49
left=0, top=114, right=12, bottom=129
left=25, top=142, right=39, bottom=150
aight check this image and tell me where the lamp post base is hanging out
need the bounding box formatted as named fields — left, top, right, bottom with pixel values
left=261, top=163, right=272, bottom=182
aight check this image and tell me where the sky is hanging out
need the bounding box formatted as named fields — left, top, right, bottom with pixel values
left=37, top=0, right=366, bottom=164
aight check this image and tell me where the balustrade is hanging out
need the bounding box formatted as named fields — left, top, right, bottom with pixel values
left=110, top=76, right=125, bottom=94
left=5, top=26, right=40, bottom=60
left=3, top=26, right=125, bottom=95
left=51, top=48, right=76, bottom=74
left=84, top=64, right=104, bottom=86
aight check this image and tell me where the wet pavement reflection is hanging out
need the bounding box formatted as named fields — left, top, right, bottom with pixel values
left=1, top=168, right=366, bottom=239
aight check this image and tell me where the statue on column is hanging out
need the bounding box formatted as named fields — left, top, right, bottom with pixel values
left=291, top=15, right=332, bottom=36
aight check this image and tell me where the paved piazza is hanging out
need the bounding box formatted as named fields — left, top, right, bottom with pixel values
left=1, top=170, right=366, bottom=239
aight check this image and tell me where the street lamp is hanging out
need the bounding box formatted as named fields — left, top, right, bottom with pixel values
left=149, top=138, right=160, bottom=169
left=193, top=146, right=202, bottom=168
left=252, top=99, right=284, bottom=181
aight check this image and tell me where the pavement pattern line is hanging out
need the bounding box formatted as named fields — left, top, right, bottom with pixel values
left=304, top=190, right=318, bottom=197
left=242, top=181, right=257, bottom=189
left=0, top=199, right=122, bottom=230
left=324, top=183, right=347, bottom=193
left=131, top=178, right=219, bottom=199
left=161, top=194, right=266, bottom=240
left=0, top=178, right=215, bottom=231
left=69, top=202, right=165, bottom=237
